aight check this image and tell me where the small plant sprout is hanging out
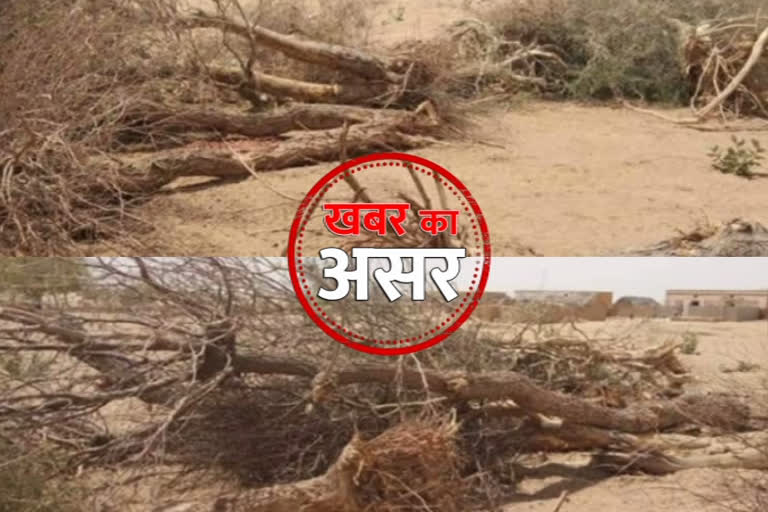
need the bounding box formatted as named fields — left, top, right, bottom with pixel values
left=708, top=136, right=765, bottom=178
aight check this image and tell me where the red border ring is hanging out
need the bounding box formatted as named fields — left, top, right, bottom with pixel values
left=287, top=152, right=492, bottom=356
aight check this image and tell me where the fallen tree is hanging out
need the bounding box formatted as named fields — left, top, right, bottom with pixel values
left=113, top=102, right=421, bottom=145
left=0, top=0, right=447, bottom=254
left=4, top=303, right=743, bottom=435
left=1, top=257, right=765, bottom=510
left=177, top=9, right=399, bottom=83
left=116, top=115, right=440, bottom=193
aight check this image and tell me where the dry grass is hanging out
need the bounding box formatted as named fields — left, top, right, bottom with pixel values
left=0, top=1, right=179, bottom=254
left=0, top=0, right=379, bottom=255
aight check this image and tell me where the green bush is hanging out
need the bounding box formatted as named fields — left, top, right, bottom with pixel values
left=709, top=136, right=765, bottom=178
left=480, top=0, right=764, bottom=102
left=0, top=258, right=88, bottom=305
left=0, top=440, right=80, bottom=512
left=680, top=332, right=699, bottom=354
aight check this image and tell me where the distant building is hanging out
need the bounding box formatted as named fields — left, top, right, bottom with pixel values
left=475, top=290, right=614, bottom=323
left=514, top=291, right=614, bottom=322
left=666, top=289, right=768, bottom=321
left=480, top=291, right=515, bottom=305
left=609, top=296, right=663, bottom=318
left=474, top=291, right=514, bottom=322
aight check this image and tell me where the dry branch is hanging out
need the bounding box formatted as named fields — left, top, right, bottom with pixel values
left=623, top=219, right=768, bottom=256
left=209, top=67, right=394, bottom=105
left=127, top=120, right=439, bottom=189
left=695, top=26, right=768, bottom=119
left=233, top=354, right=748, bottom=434
left=180, top=10, right=398, bottom=82
left=627, top=22, right=768, bottom=122
left=596, top=448, right=768, bottom=475
left=116, top=102, right=415, bottom=149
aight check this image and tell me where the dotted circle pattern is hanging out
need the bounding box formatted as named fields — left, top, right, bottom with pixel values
left=288, top=153, right=491, bottom=356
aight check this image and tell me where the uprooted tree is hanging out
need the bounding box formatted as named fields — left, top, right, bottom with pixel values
left=1, top=257, right=765, bottom=511
left=0, top=0, right=453, bottom=254
left=5, top=0, right=768, bottom=255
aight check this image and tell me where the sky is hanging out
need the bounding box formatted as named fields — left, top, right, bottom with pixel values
left=89, top=257, right=768, bottom=304
left=471, top=258, right=768, bottom=302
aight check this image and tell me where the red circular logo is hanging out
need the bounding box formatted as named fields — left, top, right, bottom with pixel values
left=288, top=152, right=491, bottom=355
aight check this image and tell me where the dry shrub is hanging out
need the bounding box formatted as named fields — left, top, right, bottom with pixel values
left=0, top=0, right=381, bottom=255
left=0, top=0, right=184, bottom=254
left=470, top=0, right=766, bottom=102
left=194, top=0, right=373, bottom=84
left=353, top=414, right=465, bottom=512
left=0, top=438, right=82, bottom=512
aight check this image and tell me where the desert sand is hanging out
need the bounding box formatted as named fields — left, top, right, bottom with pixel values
left=138, top=101, right=768, bottom=256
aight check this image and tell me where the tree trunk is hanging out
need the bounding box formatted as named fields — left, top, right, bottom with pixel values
left=181, top=11, right=398, bottom=83
left=124, top=121, right=439, bottom=190
left=209, top=67, right=394, bottom=105
left=595, top=448, right=768, bottom=475
left=118, top=102, right=413, bottom=143
left=232, top=354, right=750, bottom=434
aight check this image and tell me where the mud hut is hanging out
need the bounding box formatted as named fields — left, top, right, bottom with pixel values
left=609, top=296, right=663, bottom=319
left=511, top=290, right=614, bottom=323
left=666, top=289, right=768, bottom=321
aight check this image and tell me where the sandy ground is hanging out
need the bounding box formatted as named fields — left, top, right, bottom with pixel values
left=136, top=101, right=768, bottom=257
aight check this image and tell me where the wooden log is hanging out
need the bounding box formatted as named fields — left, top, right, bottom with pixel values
left=117, top=102, right=412, bottom=142
left=233, top=354, right=750, bottom=434
left=129, top=121, right=439, bottom=188
left=208, top=67, right=394, bottom=105
left=595, top=448, right=768, bottom=475
left=180, top=11, right=398, bottom=83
